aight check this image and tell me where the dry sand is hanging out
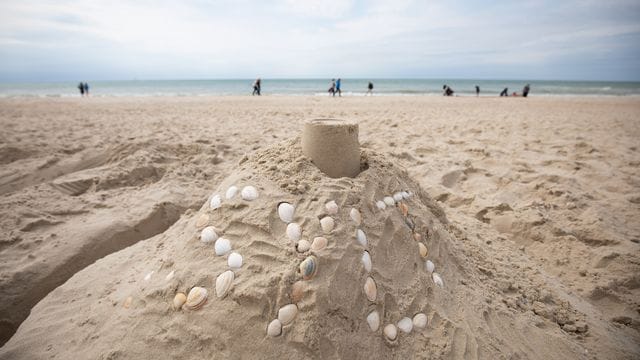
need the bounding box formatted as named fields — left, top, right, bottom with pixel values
left=0, top=96, right=638, bottom=359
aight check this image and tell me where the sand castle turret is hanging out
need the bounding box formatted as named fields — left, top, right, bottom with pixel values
left=301, top=119, right=360, bottom=178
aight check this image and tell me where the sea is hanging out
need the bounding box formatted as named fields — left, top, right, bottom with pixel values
left=0, top=79, right=639, bottom=97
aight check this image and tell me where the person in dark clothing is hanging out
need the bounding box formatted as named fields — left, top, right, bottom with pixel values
left=475, top=85, right=480, bottom=97
left=522, top=84, right=530, bottom=97
left=500, top=87, right=508, bottom=97
left=78, top=82, right=85, bottom=96
left=367, top=82, right=373, bottom=95
left=252, top=78, right=261, bottom=96
left=443, top=84, right=454, bottom=96
left=83, top=82, right=89, bottom=96
left=328, top=79, right=336, bottom=96
left=335, top=78, right=342, bottom=97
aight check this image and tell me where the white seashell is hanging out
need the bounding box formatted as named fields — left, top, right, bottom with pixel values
left=425, top=260, right=435, bottom=273
left=144, top=271, right=154, bottom=281
left=432, top=272, right=444, bottom=288
left=397, top=317, right=413, bottom=333
left=356, top=229, right=367, bottom=247
left=267, top=319, right=282, bottom=337
left=277, top=304, right=298, bottom=325
left=278, top=202, right=295, bottom=223
left=384, top=324, right=398, bottom=341
left=376, top=200, right=386, bottom=210
left=320, top=216, right=335, bottom=234
left=225, top=186, right=238, bottom=199
left=173, top=292, right=186, bottom=309
left=200, top=226, right=218, bottom=244
left=401, top=191, right=410, bottom=199
left=165, top=270, right=175, bottom=281
left=215, top=270, right=235, bottom=298
left=184, top=287, right=208, bottom=310
left=240, top=186, right=258, bottom=201
left=311, top=237, right=328, bottom=251
left=350, top=208, right=362, bottom=225
left=214, top=237, right=232, bottom=256
left=393, top=192, right=403, bottom=202
left=227, top=252, right=243, bottom=268
left=367, top=310, right=380, bottom=332
left=361, top=251, right=372, bottom=272
left=325, top=200, right=338, bottom=215
left=364, top=276, right=377, bottom=302
left=383, top=196, right=395, bottom=206
left=209, top=194, right=221, bottom=209
left=413, top=313, right=428, bottom=329
left=286, top=223, right=302, bottom=242
left=296, top=239, right=311, bottom=253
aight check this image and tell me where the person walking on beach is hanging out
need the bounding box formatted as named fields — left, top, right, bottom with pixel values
left=475, top=85, right=480, bottom=97
left=500, top=87, right=508, bottom=97
left=443, top=84, right=454, bottom=96
left=252, top=78, right=261, bottom=96
left=335, top=78, right=342, bottom=97
left=78, top=82, right=85, bottom=96
left=83, top=82, right=90, bottom=96
left=367, top=82, right=374, bottom=95
left=328, top=79, right=336, bottom=96
left=523, top=84, right=530, bottom=97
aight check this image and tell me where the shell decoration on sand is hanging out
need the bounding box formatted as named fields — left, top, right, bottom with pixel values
left=350, top=208, right=362, bottom=225
left=225, top=185, right=238, bottom=199
left=144, top=271, right=153, bottom=282
left=227, top=252, right=243, bottom=268
left=376, top=201, right=386, bottom=210
left=325, top=200, right=338, bottom=215
left=384, top=324, right=398, bottom=341
left=165, top=270, right=175, bottom=282
left=215, top=270, right=235, bottom=298
left=278, top=202, right=295, bottom=223
left=214, top=237, right=231, bottom=256
left=397, top=317, right=413, bottom=334
left=240, top=186, right=258, bottom=201
left=425, top=260, right=435, bottom=274
left=277, top=304, right=298, bottom=325
left=195, top=213, right=209, bottom=229
left=361, top=251, right=372, bottom=273
left=364, top=276, right=377, bottom=302
left=418, top=243, right=428, bottom=258
left=402, top=191, right=411, bottom=199
left=299, top=255, right=318, bottom=280
left=383, top=196, right=395, bottom=206
left=286, top=223, right=302, bottom=242
left=393, top=192, right=403, bottom=202
left=200, top=226, right=218, bottom=244
left=296, top=239, right=311, bottom=253
left=398, top=202, right=409, bottom=217
left=123, top=296, right=132, bottom=309
left=173, top=292, right=186, bottom=310
left=356, top=229, right=367, bottom=248
left=432, top=272, right=444, bottom=288
left=290, top=281, right=305, bottom=303
left=310, top=237, right=327, bottom=251
left=367, top=310, right=380, bottom=332
left=412, top=313, right=428, bottom=329
left=413, top=232, right=422, bottom=242
left=209, top=194, right=221, bottom=209
left=320, top=216, right=335, bottom=234
left=267, top=319, right=282, bottom=337
left=184, top=286, right=208, bottom=310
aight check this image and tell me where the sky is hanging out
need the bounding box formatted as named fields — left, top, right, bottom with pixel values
left=0, top=0, right=639, bottom=82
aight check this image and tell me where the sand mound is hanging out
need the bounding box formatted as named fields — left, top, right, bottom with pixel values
left=1, top=138, right=637, bottom=359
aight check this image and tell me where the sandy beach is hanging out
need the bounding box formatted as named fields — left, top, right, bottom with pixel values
left=0, top=96, right=639, bottom=359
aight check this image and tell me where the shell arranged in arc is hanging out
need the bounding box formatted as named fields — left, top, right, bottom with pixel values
left=240, top=186, right=258, bottom=201
left=412, top=313, right=428, bottom=329
left=393, top=192, right=403, bottom=202
left=277, top=304, right=298, bottom=325
left=418, top=243, right=428, bottom=258
left=227, top=252, right=243, bottom=268
left=200, top=226, right=218, bottom=244
left=310, top=237, right=328, bottom=251
left=401, top=191, right=411, bottom=199
left=214, top=237, right=232, bottom=256
left=356, top=229, right=367, bottom=248
left=286, top=223, right=302, bottom=242
left=184, top=286, right=208, bottom=310
left=361, top=251, right=372, bottom=273
left=296, top=239, right=311, bottom=253
left=173, top=292, right=187, bottom=310
left=320, top=216, right=335, bottom=234
left=350, top=208, right=362, bottom=225
left=277, top=202, right=295, bottom=223
left=425, top=260, right=435, bottom=274
left=195, top=213, right=209, bottom=228
left=383, top=196, right=395, bottom=206
left=325, top=200, right=338, bottom=215
left=225, top=185, right=238, bottom=199
left=267, top=319, right=282, bottom=337
left=367, top=310, right=380, bottom=332
left=364, top=276, right=377, bottom=302
left=413, top=232, right=423, bottom=242
left=165, top=270, right=175, bottom=282
left=383, top=324, right=398, bottom=341
left=398, top=202, right=409, bottom=217
left=215, top=270, right=235, bottom=298
left=397, top=317, right=413, bottom=334
left=299, top=255, right=318, bottom=280
left=432, top=272, right=444, bottom=288
left=376, top=200, right=386, bottom=210
left=209, top=194, right=221, bottom=209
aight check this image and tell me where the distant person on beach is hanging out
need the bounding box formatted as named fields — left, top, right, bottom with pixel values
left=443, top=85, right=454, bottom=96
left=83, top=82, right=89, bottom=96
left=78, top=82, right=84, bottom=96
left=523, top=84, right=530, bottom=97
left=367, top=82, right=373, bottom=95
left=500, top=87, right=508, bottom=97
left=328, top=79, right=336, bottom=96
left=252, top=78, right=261, bottom=96
left=335, top=78, right=342, bottom=97
left=475, top=85, right=480, bottom=96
